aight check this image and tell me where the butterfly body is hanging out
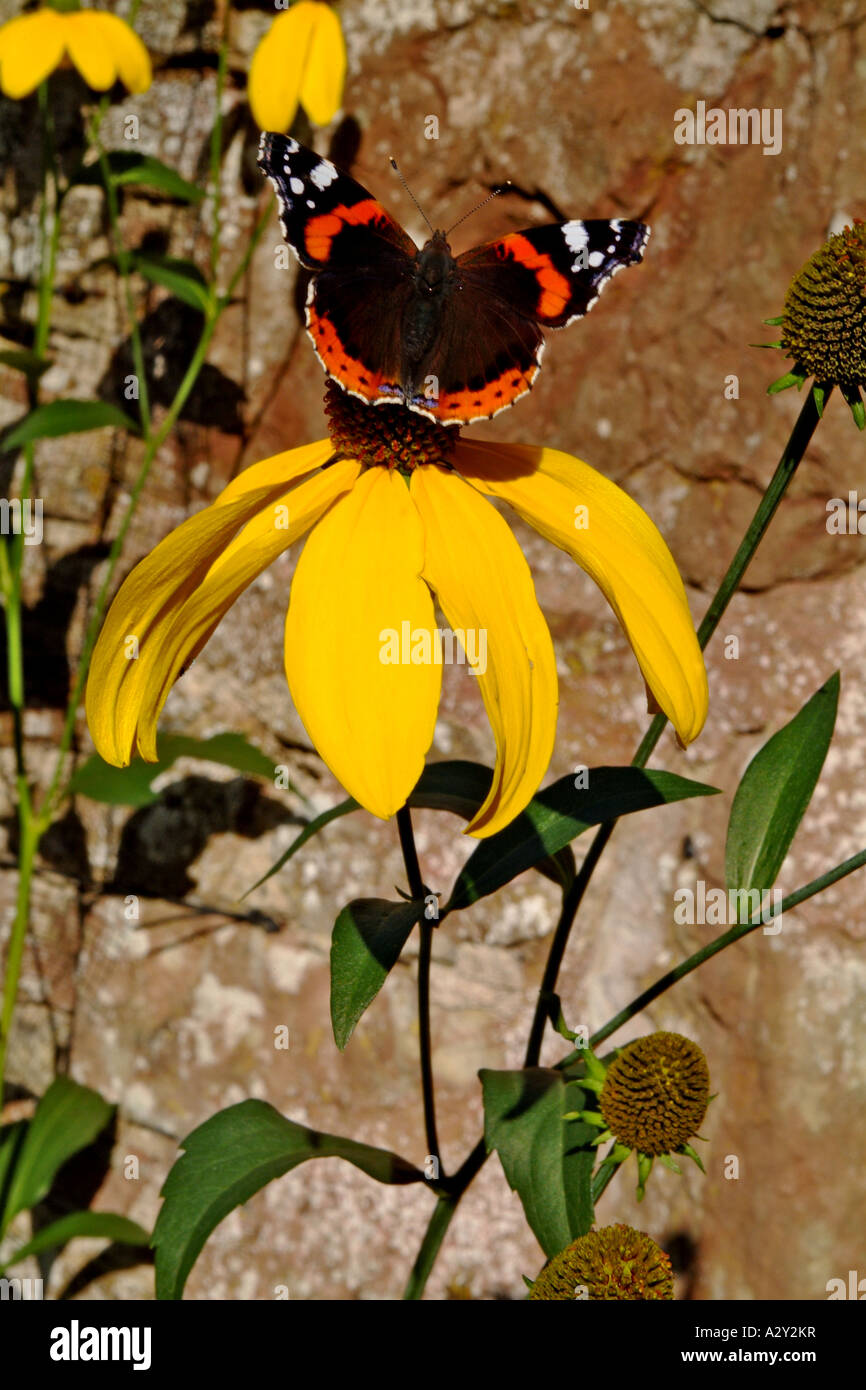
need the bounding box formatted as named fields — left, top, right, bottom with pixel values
left=258, top=134, right=650, bottom=425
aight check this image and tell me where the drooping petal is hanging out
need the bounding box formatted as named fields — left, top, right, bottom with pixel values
left=86, top=440, right=338, bottom=765
left=285, top=467, right=440, bottom=821
left=64, top=11, right=117, bottom=91
left=298, top=2, right=346, bottom=127
left=455, top=440, right=708, bottom=746
left=249, top=2, right=344, bottom=134
left=94, top=13, right=151, bottom=94
left=0, top=11, right=65, bottom=99
left=410, top=465, right=557, bottom=838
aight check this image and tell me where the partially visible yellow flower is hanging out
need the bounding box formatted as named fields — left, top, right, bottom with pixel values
left=0, top=6, right=151, bottom=100
left=85, top=386, right=708, bottom=840
left=248, top=1, right=345, bottom=133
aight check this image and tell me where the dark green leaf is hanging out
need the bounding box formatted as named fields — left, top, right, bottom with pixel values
left=0, top=1211, right=150, bottom=1274
left=409, top=761, right=575, bottom=892
left=3, top=400, right=138, bottom=450
left=331, top=899, right=423, bottom=1050
left=242, top=760, right=575, bottom=899
left=0, top=349, right=51, bottom=383
left=1, top=1078, right=113, bottom=1233
left=152, top=1099, right=424, bottom=1299
left=480, top=1068, right=594, bottom=1258
left=74, top=152, right=204, bottom=203
left=726, top=672, right=839, bottom=899
left=131, top=254, right=211, bottom=312
left=68, top=732, right=283, bottom=808
left=0, top=1123, right=26, bottom=1234
left=449, top=768, right=720, bottom=911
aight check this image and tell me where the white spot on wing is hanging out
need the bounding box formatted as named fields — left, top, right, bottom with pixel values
left=290, top=177, right=304, bottom=195
left=563, top=221, right=589, bottom=253
left=310, top=160, right=338, bottom=190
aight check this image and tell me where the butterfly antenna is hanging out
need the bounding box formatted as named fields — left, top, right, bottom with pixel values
left=445, top=182, right=512, bottom=238
left=389, top=157, right=434, bottom=235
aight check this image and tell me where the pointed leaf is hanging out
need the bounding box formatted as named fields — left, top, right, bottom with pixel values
left=0, top=1211, right=149, bottom=1274
left=331, top=899, right=423, bottom=1050
left=0, top=1123, right=26, bottom=1236
left=152, top=1100, right=424, bottom=1299
left=1, top=1078, right=113, bottom=1232
left=0, top=349, right=51, bottom=383
left=767, top=370, right=805, bottom=394
left=74, top=152, right=204, bottom=203
left=480, top=1068, right=594, bottom=1258
left=449, top=768, right=720, bottom=911
left=3, top=400, right=138, bottom=450
left=131, top=254, right=211, bottom=312
left=68, top=732, right=285, bottom=808
left=726, top=673, right=839, bottom=897
left=243, top=760, right=575, bottom=898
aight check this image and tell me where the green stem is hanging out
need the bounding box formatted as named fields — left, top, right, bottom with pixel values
left=402, top=1194, right=458, bottom=1300
left=403, top=385, right=828, bottom=1297
left=0, top=812, right=39, bottom=1090
left=0, top=86, right=62, bottom=1098
left=572, top=843, right=866, bottom=1059
left=397, top=806, right=441, bottom=1171
left=91, top=105, right=152, bottom=439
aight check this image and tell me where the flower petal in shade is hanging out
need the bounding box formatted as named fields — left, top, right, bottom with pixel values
left=410, top=464, right=558, bottom=838
left=249, top=2, right=345, bottom=133
left=90, top=13, right=152, bottom=94
left=285, top=467, right=441, bottom=821
left=86, top=439, right=339, bottom=766
left=0, top=11, right=65, bottom=99
left=455, top=440, right=708, bottom=747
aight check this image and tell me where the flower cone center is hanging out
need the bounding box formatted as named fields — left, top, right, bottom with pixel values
left=782, top=221, right=866, bottom=385
left=324, top=380, right=458, bottom=471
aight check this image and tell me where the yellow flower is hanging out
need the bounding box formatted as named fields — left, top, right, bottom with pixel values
left=0, top=5, right=151, bottom=100
left=248, top=1, right=346, bottom=133
left=85, top=387, right=708, bottom=839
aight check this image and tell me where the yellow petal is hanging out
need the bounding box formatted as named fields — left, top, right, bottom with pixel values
left=86, top=440, right=337, bottom=765
left=298, top=2, right=346, bottom=127
left=64, top=11, right=117, bottom=91
left=94, top=13, right=152, bottom=94
left=248, top=6, right=311, bottom=133
left=456, top=440, right=708, bottom=746
left=285, top=467, right=441, bottom=820
left=410, top=465, right=557, bottom=838
left=0, top=11, right=65, bottom=99
left=215, top=438, right=334, bottom=507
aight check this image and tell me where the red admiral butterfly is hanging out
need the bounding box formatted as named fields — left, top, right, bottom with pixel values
left=258, top=134, right=650, bottom=425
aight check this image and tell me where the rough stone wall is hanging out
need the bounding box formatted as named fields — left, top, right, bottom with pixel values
left=1, top=0, right=864, bottom=1298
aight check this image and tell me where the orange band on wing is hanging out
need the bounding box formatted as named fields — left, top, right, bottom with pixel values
left=504, top=234, right=571, bottom=321
left=431, top=363, right=539, bottom=423
left=307, top=302, right=391, bottom=400
left=304, top=198, right=390, bottom=263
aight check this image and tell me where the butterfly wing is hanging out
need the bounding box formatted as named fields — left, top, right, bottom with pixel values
left=414, top=219, right=649, bottom=423
left=258, top=134, right=419, bottom=404
left=457, top=219, right=651, bottom=327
